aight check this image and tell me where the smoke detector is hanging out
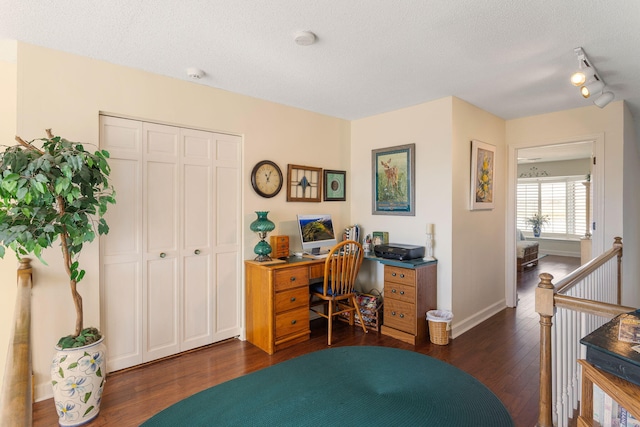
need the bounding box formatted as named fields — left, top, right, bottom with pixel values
left=186, top=67, right=205, bottom=79
left=294, top=31, right=316, bottom=46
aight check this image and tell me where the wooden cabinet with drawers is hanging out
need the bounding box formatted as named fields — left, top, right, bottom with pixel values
left=381, top=262, right=437, bottom=345
left=245, top=258, right=324, bottom=354
left=270, top=235, right=289, bottom=259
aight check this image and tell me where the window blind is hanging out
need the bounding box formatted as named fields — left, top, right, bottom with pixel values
left=516, top=176, right=587, bottom=239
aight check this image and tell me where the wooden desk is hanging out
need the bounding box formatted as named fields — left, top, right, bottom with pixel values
left=245, top=257, right=325, bottom=354
left=245, top=255, right=438, bottom=354
left=578, top=359, right=640, bottom=426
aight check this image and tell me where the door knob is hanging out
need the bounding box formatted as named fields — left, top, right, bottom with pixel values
left=194, top=249, right=201, bottom=255
left=160, top=252, right=166, bottom=258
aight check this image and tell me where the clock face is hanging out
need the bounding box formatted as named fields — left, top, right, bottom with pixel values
left=251, top=161, right=283, bottom=198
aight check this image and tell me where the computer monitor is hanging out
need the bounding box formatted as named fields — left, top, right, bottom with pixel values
left=297, top=214, right=337, bottom=255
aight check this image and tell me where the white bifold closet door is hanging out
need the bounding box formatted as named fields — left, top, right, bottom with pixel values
left=99, top=115, right=242, bottom=372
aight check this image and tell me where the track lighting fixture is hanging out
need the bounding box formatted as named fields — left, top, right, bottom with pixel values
left=594, top=90, right=615, bottom=108
left=580, top=78, right=604, bottom=99
left=570, top=47, right=614, bottom=108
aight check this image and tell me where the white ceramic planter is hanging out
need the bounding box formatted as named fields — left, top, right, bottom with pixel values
left=51, top=337, right=107, bottom=426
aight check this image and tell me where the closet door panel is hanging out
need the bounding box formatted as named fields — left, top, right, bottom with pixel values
left=182, top=254, right=211, bottom=349
left=145, top=257, right=179, bottom=359
left=143, top=123, right=180, bottom=362
left=181, top=129, right=214, bottom=350
left=99, top=116, right=143, bottom=373
left=215, top=251, right=241, bottom=334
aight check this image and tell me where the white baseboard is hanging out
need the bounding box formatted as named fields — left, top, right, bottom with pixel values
left=451, top=300, right=507, bottom=339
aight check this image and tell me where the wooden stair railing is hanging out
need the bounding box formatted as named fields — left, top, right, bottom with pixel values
left=0, top=258, right=34, bottom=426
left=536, top=237, right=632, bottom=427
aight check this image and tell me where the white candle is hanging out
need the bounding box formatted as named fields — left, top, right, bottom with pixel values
left=427, top=223, right=434, bottom=234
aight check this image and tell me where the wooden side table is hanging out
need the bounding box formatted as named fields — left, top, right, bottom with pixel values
left=578, top=359, right=640, bottom=426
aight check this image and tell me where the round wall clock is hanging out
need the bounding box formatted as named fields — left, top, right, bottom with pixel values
left=251, top=160, right=283, bottom=198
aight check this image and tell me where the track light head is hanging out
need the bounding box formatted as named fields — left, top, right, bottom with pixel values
left=580, top=79, right=604, bottom=99
left=570, top=70, right=587, bottom=86
left=594, top=91, right=614, bottom=108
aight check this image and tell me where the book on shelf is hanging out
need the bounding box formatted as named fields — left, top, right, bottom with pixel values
left=343, top=224, right=360, bottom=244
left=593, top=383, right=639, bottom=427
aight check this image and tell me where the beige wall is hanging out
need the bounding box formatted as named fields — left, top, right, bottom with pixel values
left=351, top=97, right=509, bottom=338
left=451, top=98, right=507, bottom=336
left=622, top=103, right=640, bottom=306
left=0, top=39, right=18, bottom=393
left=507, top=101, right=639, bottom=306
left=351, top=97, right=454, bottom=307
left=2, top=42, right=350, bottom=400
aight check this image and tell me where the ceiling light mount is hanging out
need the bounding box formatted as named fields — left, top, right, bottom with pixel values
left=294, top=31, right=316, bottom=46
left=570, top=47, right=614, bottom=108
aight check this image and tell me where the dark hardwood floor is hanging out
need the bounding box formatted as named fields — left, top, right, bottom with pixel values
left=33, top=255, right=581, bottom=427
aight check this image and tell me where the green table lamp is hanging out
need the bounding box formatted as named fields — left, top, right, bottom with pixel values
left=250, top=211, right=275, bottom=261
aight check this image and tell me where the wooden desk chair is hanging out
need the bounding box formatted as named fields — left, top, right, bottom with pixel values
left=309, top=240, right=368, bottom=345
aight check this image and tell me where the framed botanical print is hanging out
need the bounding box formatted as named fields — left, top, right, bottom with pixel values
left=470, top=139, right=496, bottom=210
left=287, top=164, right=322, bottom=202
left=372, top=143, right=415, bottom=216
left=323, top=170, right=346, bottom=201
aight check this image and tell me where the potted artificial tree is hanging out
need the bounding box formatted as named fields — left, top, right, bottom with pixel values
left=0, top=129, right=115, bottom=426
left=527, top=212, right=549, bottom=237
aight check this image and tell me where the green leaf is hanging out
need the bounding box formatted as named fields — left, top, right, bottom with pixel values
left=68, top=362, right=78, bottom=369
left=96, top=367, right=102, bottom=377
left=82, top=392, right=92, bottom=404
left=58, top=367, right=64, bottom=378
left=83, top=406, right=95, bottom=417
left=0, top=246, right=5, bottom=258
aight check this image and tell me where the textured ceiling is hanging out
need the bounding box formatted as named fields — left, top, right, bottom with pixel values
left=2, top=0, right=640, bottom=129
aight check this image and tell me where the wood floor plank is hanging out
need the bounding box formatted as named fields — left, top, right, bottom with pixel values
left=32, top=255, right=581, bottom=427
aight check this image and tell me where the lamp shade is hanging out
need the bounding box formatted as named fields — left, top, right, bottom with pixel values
left=594, top=91, right=614, bottom=108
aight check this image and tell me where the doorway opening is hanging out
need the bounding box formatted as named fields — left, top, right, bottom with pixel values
left=507, top=136, right=603, bottom=307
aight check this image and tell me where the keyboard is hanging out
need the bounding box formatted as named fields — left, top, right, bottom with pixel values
left=303, top=252, right=329, bottom=259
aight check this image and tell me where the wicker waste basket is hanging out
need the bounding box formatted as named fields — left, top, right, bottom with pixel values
left=426, top=310, right=454, bottom=345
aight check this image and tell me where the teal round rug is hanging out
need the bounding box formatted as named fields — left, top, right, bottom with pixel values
left=142, top=346, right=513, bottom=426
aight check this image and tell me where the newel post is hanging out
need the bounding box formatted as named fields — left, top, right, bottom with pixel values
left=536, top=272, right=555, bottom=427
left=613, top=237, right=622, bottom=305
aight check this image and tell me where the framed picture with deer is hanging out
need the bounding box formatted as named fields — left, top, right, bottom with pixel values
left=371, top=143, right=415, bottom=216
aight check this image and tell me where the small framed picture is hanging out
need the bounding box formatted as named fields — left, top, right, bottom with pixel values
left=323, top=170, right=346, bottom=201
left=287, top=164, right=322, bottom=202
left=470, top=139, right=496, bottom=210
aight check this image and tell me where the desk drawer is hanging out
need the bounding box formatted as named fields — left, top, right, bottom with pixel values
left=384, top=299, right=416, bottom=334
left=274, top=267, right=309, bottom=291
left=385, top=282, right=415, bottom=304
left=275, top=307, right=309, bottom=339
left=275, top=287, right=308, bottom=313
left=384, top=266, right=415, bottom=286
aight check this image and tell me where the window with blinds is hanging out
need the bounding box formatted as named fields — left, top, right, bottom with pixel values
left=516, top=176, right=587, bottom=239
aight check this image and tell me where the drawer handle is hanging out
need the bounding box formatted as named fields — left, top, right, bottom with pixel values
left=400, top=291, right=405, bottom=295
left=291, top=319, right=297, bottom=325
left=392, top=289, right=397, bottom=293
left=391, top=272, right=397, bottom=277
left=290, top=277, right=296, bottom=282
left=290, top=297, right=296, bottom=302
left=400, top=274, right=405, bottom=278
left=160, top=252, right=166, bottom=258
left=194, top=249, right=201, bottom=255
left=391, top=311, right=396, bottom=316
left=399, top=314, right=405, bottom=318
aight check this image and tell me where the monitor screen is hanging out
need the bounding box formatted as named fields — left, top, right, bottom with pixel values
left=297, top=214, right=337, bottom=255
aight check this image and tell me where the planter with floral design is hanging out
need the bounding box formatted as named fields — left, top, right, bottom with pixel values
left=51, top=337, right=106, bottom=426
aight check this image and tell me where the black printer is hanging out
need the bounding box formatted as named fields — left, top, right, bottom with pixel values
left=373, top=244, right=425, bottom=261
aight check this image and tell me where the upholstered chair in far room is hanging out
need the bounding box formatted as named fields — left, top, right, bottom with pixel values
left=309, top=240, right=368, bottom=345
